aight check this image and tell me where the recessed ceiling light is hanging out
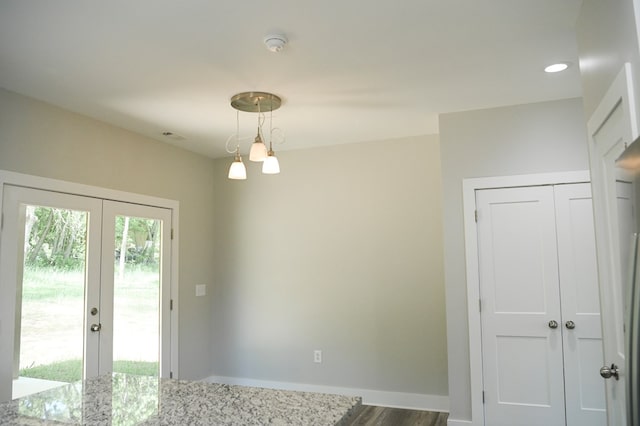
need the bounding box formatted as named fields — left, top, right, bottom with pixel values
left=544, top=63, right=570, bottom=73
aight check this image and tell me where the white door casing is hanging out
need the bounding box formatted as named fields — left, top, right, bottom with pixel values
left=587, top=63, right=639, bottom=426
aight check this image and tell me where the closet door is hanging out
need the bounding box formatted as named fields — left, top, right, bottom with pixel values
left=478, top=183, right=606, bottom=426
left=554, top=183, right=606, bottom=425
left=477, top=186, right=566, bottom=426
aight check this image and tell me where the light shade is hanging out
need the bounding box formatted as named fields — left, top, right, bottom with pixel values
left=262, top=153, right=280, bottom=174
left=228, top=157, right=247, bottom=180
left=249, top=133, right=267, bottom=162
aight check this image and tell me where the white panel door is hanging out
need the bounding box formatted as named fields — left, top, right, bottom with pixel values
left=477, top=186, right=566, bottom=426
left=554, top=183, right=606, bottom=425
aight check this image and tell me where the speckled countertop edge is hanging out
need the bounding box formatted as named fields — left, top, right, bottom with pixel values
left=0, top=374, right=362, bottom=426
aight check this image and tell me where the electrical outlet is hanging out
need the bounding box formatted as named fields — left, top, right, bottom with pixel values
left=314, top=350, right=322, bottom=363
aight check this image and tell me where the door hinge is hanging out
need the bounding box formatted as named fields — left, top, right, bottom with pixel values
left=170, top=299, right=173, bottom=310
left=479, top=299, right=482, bottom=312
left=474, top=209, right=478, bottom=222
left=1, top=212, right=3, bottom=230
left=170, top=371, right=173, bottom=379
left=171, top=228, right=174, bottom=240
left=482, top=391, right=485, bottom=403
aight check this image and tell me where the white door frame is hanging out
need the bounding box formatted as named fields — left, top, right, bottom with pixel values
left=463, top=170, right=591, bottom=426
left=0, top=170, right=180, bottom=401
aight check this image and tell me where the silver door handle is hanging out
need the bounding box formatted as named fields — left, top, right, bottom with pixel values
left=90, top=323, right=102, bottom=332
left=548, top=320, right=558, bottom=329
left=600, top=364, right=619, bottom=380
left=565, top=320, right=576, bottom=329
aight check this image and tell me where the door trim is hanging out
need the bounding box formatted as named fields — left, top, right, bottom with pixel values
left=0, top=170, right=180, bottom=395
left=462, top=170, right=591, bottom=426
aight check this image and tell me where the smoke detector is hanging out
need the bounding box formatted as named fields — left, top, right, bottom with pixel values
left=264, top=34, right=288, bottom=53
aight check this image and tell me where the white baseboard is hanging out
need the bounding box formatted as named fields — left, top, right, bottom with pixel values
left=447, top=419, right=473, bottom=426
left=204, top=375, right=449, bottom=413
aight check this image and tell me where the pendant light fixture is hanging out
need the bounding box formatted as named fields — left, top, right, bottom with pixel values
left=226, top=91, right=283, bottom=180
left=262, top=105, right=280, bottom=174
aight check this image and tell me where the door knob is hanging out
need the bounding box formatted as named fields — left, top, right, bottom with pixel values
left=565, top=320, right=576, bottom=329
left=600, top=364, right=620, bottom=380
left=548, top=320, right=558, bottom=329
left=90, top=323, right=102, bottom=332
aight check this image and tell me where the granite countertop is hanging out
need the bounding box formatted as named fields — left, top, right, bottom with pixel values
left=0, top=373, right=361, bottom=425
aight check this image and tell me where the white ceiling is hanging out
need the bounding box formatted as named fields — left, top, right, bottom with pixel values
left=0, top=0, right=584, bottom=159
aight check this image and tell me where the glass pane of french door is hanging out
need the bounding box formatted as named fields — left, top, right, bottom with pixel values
left=112, top=215, right=161, bottom=376
left=18, top=206, right=87, bottom=386
left=0, top=186, right=102, bottom=401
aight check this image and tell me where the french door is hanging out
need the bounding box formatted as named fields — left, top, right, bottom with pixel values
left=0, top=185, right=172, bottom=401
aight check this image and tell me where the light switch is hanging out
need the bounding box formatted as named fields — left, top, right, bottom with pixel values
left=195, top=284, right=206, bottom=297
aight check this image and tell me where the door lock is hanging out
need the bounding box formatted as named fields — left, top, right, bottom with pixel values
left=90, top=323, right=102, bottom=332
left=600, top=364, right=620, bottom=380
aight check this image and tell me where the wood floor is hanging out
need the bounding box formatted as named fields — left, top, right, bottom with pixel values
left=344, top=405, right=448, bottom=426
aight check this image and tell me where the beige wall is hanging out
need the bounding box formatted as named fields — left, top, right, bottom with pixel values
left=0, top=88, right=215, bottom=380
left=440, top=98, right=590, bottom=422
left=0, top=88, right=449, bottom=400
left=577, top=0, right=640, bottom=122
left=211, top=135, right=448, bottom=397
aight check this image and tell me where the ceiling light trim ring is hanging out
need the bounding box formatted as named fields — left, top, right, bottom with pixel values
left=230, top=92, right=282, bottom=113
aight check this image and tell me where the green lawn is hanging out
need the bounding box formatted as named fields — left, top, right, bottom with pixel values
left=22, top=268, right=85, bottom=301
left=20, top=266, right=160, bottom=382
left=20, top=359, right=158, bottom=382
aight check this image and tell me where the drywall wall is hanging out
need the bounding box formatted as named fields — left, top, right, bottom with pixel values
left=440, top=98, right=589, bottom=422
left=0, top=88, right=215, bottom=380
left=211, top=135, right=448, bottom=405
left=577, top=0, right=640, bottom=124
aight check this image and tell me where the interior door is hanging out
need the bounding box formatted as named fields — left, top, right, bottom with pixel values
left=587, top=64, right=638, bottom=426
left=477, top=185, right=566, bottom=426
left=554, top=183, right=606, bottom=425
